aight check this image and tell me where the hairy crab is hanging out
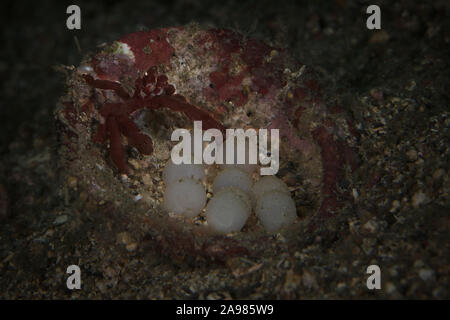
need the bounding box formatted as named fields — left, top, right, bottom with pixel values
left=82, top=67, right=224, bottom=173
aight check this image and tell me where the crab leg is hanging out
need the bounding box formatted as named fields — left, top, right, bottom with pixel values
left=93, top=122, right=107, bottom=144
left=83, top=75, right=130, bottom=100
left=149, top=95, right=226, bottom=133
left=117, top=115, right=153, bottom=155
left=106, top=116, right=128, bottom=173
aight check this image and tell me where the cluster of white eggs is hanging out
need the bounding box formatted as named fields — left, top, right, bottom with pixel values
left=162, top=155, right=297, bottom=234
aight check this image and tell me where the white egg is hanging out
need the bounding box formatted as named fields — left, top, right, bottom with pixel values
left=163, top=158, right=205, bottom=186
left=255, top=191, right=297, bottom=232
left=163, top=178, right=206, bottom=218
left=252, top=175, right=290, bottom=201
left=213, top=167, right=253, bottom=195
left=206, top=187, right=251, bottom=233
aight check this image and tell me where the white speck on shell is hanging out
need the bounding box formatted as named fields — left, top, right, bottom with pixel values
left=114, top=42, right=135, bottom=60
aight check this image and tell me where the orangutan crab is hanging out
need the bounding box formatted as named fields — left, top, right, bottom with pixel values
left=56, top=26, right=360, bottom=264
left=82, top=66, right=225, bottom=173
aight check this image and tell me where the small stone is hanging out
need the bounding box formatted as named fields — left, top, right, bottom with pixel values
left=336, top=282, right=347, bottom=292
left=386, top=282, right=397, bottom=294
left=432, top=168, right=445, bottom=180
left=390, top=200, right=401, bottom=213
left=206, top=292, right=221, bottom=300
left=432, top=287, right=446, bottom=299
left=389, top=267, right=399, bottom=277
left=352, top=188, right=359, bottom=200
left=79, top=192, right=88, bottom=202
left=44, top=228, right=55, bottom=237
left=405, top=80, right=417, bottom=91
left=370, top=88, right=384, bottom=102
left=67, top=176, right=78, bottom=189
left=284, top=269, right=301, bottom=292
left=117, top=232, right=133, bottom=245
left=362, top=218, right=378, bottom=234
left=125, top=242, right=138, bottom=252
left=142, top=174, right=153, bottom=186
left=412, top=191, right=428, bottom=208
left=154, top=145, right=170, bottom=160
left=419, top=268, right=435, bottom=281
left=413, top=260, right=425, bottom=268
left=369, top=30, right=389, bottom=44
left=406, top=149, right=418, bottom=161
left=53, top=215, right=68, bottom=226
left=96, top=280, right=107, bottom=294
left=128, top=158, right=141, bottom=170
left=301, top=271, right=317, bottom=289
left=361, top=238, right=376, bottom=255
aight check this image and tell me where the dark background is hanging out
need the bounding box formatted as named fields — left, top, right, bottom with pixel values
left=1, top=0, right=447, bottom=156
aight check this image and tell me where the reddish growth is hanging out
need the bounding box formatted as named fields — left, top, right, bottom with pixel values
left=83, top=66, right=225, bottom=173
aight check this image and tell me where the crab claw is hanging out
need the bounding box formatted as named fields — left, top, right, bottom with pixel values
left=106, top=116, right=128, bottom=173
left=117, top=115, right=153, bottom=155
left=150, top=95, right=226, bottom=133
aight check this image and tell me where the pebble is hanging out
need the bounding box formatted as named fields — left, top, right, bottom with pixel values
left=301, top=271, right=317, bottom=289
left=283, top=269, right=301, bottom=291
left=362, top=218, right=378, bottom=234
left=53, top=215, right=68, bottom=226
left=406, top=149, right=418, bottom=161
left=386, top=282, right=397, bottom=294
left=389, top=267, right=399, bottom=277
left=336, top=282, right=347, bottom=292
left=361, top=238, right=376, bottom=255
left=432, top=287, right=446, bottom=299
left=406, top=80, right=417, bottom=91
left=418, top=268, right=435, bottom=281
left=412, top=191, right=428, bottom=208
left=369, top=88, right=384, bottom=102
left=128, top=158, right=142, bottom=170
left=390, top=200, right=401, bottom=213
left=206, top=292, right=221, bottom=300
left=117, top=232, right=132, bottom=245
left=369, top=30, right=390, bottom=44
left=142, top=174, right=153, bottom=186
left=352, top=188, right=359, bottom=200
left=66, top=176, right=78, bottom=189
left=125, top=243, right=138, bottom=252
left=432, top=168, right=444, bottom=180
left=117, top=232, right=138, bottom=252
